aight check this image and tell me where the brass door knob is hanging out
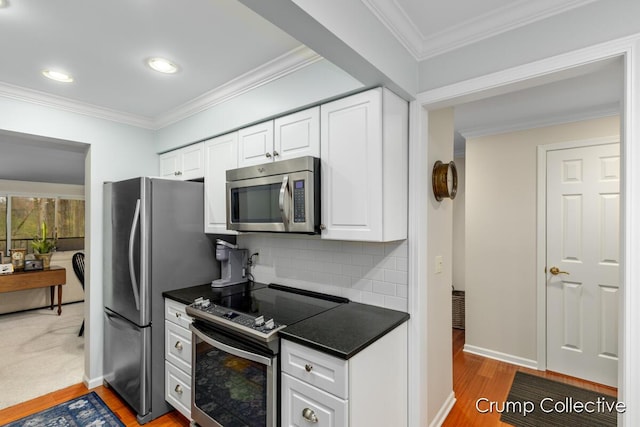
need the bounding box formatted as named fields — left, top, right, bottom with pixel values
left=549, top=266, right=569, bottom=275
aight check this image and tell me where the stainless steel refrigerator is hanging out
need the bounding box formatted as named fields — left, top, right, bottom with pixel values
left=103, top=177, right=220, bottom=424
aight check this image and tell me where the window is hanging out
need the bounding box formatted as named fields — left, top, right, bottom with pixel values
left=1, top=194, right=84, bottom=255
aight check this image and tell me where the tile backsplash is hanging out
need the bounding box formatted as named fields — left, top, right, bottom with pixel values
left=237, top=234, right=408, bottom=312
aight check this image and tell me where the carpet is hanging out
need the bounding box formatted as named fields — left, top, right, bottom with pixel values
left=1, top=392, right=124, bottom=427
left=500, top=371, right=619, bottom=427
left=0, top=302, right=84, bottom=409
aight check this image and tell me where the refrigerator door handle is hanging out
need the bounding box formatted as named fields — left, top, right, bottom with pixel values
left=128, top=198, right=141, bottom=310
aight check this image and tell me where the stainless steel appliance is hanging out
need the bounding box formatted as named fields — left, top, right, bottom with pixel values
left=226, top=156, right=320, bottom=234
left=186, top=283, right=347, bottom=427
left=103, top=177, right=220, bottom=424
left=211, top=239, right=248, bottom=288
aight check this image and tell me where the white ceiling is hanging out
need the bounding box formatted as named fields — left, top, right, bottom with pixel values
left=0, top=0, right=618, bottom=185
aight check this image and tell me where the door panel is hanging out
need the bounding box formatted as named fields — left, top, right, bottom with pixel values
left=104, top=178, right=149, bottom=326
left=104, top=310, right=151, bottom=417
left=546, top=143, right=620, bottom=387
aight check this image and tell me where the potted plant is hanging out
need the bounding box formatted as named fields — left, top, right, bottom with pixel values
left=31, top=222, right=56, bottom=268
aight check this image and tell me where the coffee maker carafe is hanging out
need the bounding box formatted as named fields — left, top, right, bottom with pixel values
left=211, top=239, right=248, bottom=288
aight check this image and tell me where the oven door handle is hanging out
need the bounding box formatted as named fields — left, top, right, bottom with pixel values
left=190, top=324, right=273, bottom=367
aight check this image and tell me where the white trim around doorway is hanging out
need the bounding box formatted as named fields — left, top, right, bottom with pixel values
left=410, top=33, right=640, bottom=426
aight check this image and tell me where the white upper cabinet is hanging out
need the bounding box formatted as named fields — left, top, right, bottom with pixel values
left=238, top=121, right=274, bottom=167
left=159, top=142, right=205, bottom=181
left=320, top=88, right=408, bottom=242
left=274, top=107, right=320, bottom=161
left=204, top=132, right=238, bottom=234
left=238, top=107, right=320, bottom=168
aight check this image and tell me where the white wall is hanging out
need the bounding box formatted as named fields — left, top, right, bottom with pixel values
left=452, top=156, right=465, bottom=291
left=465, top=115, right=620, bottom=363
left=238, top=234, right=408, bottom=311
left=0, top=96, right=157, bottom=385
left=425, top=108, right=454, bottom=425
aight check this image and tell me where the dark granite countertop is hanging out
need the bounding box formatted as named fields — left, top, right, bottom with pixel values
left=164, top=283, right=409, bottom=360
left=162, top=281, right=267, bottom=305
left=279, top=302, right=409, bottom=360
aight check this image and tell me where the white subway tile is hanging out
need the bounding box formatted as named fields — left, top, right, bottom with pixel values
left=362, top=242, right=385, bottom=256
left=385, top=269, right=408, bottom=285
left=373, top=255, right=396, bottom=270
left=351, top=253, right=373, bottom=266
left=342, top=288, right=362, bottom=303
left=342, top=241, right=364, bottom=253
left=361, top=292, right=385, bottom=308
left=334, top=253, right=352, bottom=264
left=396, top=257, right=408, bottom=271
left=396, top=284, right=408, bottom=298
left=351, top=278, right=373, bottom=291
left=331, top=274, right=351, bottom=287
left=341, top=264, right=362, bottom=277
left=372, top=280, right=396, bottom=296
left=384, top=295, right=407, bottom=312
left=363, top=267, right=385, bottom=281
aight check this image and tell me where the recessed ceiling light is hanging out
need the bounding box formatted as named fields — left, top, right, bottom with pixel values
left=147, top=57, right=179, bottom=74
left=42, top=69, right=74, bottom=83
left=0, top=0, right=7, bottom=9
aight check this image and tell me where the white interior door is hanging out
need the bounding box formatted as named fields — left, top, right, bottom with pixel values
left=546, top=143, right=620, bottom=387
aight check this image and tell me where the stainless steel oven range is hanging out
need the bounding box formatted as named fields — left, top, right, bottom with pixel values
left=186, top=283, right=347, bottom=427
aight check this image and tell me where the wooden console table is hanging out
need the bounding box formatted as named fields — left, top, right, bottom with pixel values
left=0, top=266, right=67, bottom=315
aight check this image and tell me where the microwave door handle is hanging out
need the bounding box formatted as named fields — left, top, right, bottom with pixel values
left=190, top=324, right=272, bottom=366
left=279, top=175, right=290, bottom=230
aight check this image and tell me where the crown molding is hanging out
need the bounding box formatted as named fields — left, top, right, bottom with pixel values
left=0, top=82, right=156, bottom=129
left=0, top=45, right=321, bottom=131
left=362, top=0, right=597, bottom=61
left=154, top=45, right=322, bottom=129
left=458, top=102, right=620, bottom=140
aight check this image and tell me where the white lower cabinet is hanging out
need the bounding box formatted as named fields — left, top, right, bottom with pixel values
left=164, top=299, right=193, bottom=420
left=282, top=374, right=348, bottom=427
left=281, top=322, right=408, bottom=427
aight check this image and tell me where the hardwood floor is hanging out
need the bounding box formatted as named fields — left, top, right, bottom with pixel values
left=443, top=328, right=617, bottom=426
left=0, top=329, right=617, bottom=427
left=0, top=383, right=190, bottom=426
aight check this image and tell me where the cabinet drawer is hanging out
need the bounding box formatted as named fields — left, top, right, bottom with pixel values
left=165, top=361, right=191, bottom=420
left=165, top=320, right=192, bottom=373
left=282, top=373, right=347, bottom=427
left=165, top=299, right=192, bottom=329
left=281, top=339, right=348, bottom=399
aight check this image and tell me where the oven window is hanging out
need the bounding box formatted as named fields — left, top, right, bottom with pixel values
left=195, top=340, right=268, bottom=426
left=230, top=184, right=281, bottom=223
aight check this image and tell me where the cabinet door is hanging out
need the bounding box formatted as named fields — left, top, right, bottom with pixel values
left=179, top=142, right=205, bottom=181
left=204, top=133, right=238, bottom=234
left=320, top=89, right=383, bottom=241
left=159, top=151, right=180, bottom=180
left=238, top=121, right=274, bottom=167
left=274, top=106, right=320, bottom=161
left=281, top=373, right=348, bottom=427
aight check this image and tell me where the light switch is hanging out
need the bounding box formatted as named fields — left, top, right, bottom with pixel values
left=435, top=256, right=443, bottom=274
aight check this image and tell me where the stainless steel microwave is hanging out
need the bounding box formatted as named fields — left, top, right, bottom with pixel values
left=226, top=156, right=320, bottom=234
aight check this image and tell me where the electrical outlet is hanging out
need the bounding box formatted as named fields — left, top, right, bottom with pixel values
left=435, top=256, right=443, bottom=274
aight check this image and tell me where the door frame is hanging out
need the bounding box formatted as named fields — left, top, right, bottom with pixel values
left=412, top=35, right=640, bottom=426
left=535, top=136, right=621, bottom=371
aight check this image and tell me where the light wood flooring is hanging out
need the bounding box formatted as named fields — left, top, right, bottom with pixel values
left=0, top=329, right=617, bottom=426
left=0, top=383, right=190, bottom=426
left=443, top=328, right=617, bottom=426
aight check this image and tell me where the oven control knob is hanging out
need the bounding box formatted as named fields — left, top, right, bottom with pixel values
left=254, top=316, right=265, bottom=327
left=264, top=319, right=275, bottom=330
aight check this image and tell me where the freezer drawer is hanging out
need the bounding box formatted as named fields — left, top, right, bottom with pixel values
left=104, top=309, right=151, bottom=417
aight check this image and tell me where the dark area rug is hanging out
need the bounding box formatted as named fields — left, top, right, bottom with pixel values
left=500, top=371, right=619, bottom=427
left=1, top=392, right=124, bottom=427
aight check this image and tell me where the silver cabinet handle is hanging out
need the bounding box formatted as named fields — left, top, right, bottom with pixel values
left=302, top=408, right=318, bottom=423
left=273, top=150, right=279, bottom=157
left=265, top=152, right=272, bottom=158
left=305, top=364, right=313, bottom=372
left=175, top=171, right=182, bottom=176
left=175, top=312, right=181, bottom=318
left=174, top=384, right=183, bottom=395
left=174, top=341, right=183, bottom=351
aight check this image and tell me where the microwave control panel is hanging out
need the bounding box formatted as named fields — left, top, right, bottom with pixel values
left=293, top=179, right=305, bottom=223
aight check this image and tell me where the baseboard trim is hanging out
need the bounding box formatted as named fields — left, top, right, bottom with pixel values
left=84, top=375, right=104, bottom=390
left=429, top=391, right=456, bottom=427
left=464, top=344, right=538, bottom=370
